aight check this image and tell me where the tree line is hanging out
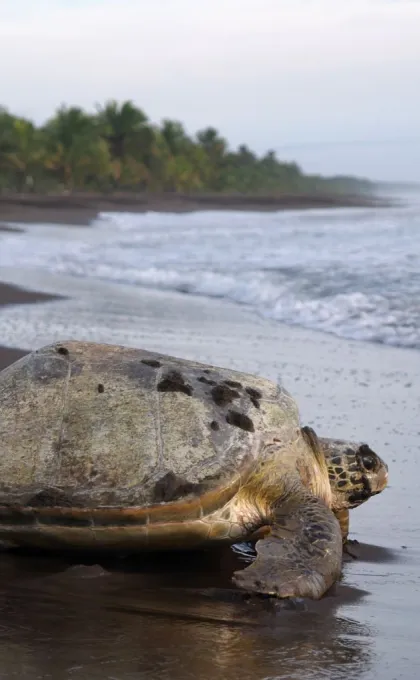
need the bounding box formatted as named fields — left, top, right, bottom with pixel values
left=0, top=100, right=374, bottom=195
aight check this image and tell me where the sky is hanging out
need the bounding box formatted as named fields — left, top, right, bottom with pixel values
left=0, top=0, right=419, bottom=181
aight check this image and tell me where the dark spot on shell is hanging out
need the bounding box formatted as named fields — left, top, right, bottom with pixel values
left=226, top=410, right=254, bottom=432
left=337, top=480, right=348, bottom=488
left=56, top=346, right=69, bottom=356
left=97, top=383, right=104, bottom=393
left=153, top=472, right=197, bottom=503
left=223, top=380, right=242, bottom=389
left=211, top=384, right=240, bottom=407
left=157, top=370, right=193, bottom=397
left=335, top=466, right=344, bottom=474
left=197, top=376, right=216, bottom=386
left=245, top=387, right=262, bottom=408
left=27, top=489, right=73, bottom=508
left=331, top=456, right=342, bottom=466
left=141, top=359, right=161, bottom=368
left=246, top=387, right=262, bottom=400
left=210, top=420, right=220, bottom=431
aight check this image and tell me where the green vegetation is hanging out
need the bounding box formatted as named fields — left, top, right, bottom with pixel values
left=0, top=101, right=374, bottom=195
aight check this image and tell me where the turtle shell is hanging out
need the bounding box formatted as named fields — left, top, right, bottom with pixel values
left=0, top=341, right=299, bottom=520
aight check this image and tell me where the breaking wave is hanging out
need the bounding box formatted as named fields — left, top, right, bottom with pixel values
left=1, top=195, right=419, bottom=349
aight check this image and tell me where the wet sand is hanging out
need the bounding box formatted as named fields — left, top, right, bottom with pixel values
left=0, top=268, right=418, bottom=678
left=0, top=191, right=390, bottom=226
left=0, top=282, right=62, bottom=370
left=0, top=224, right=24, bottom=233
left=0, top=345, right=27, bottom=369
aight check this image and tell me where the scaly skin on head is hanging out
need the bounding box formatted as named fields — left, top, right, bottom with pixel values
left=303, top=427, right=389, bottom=543
left=318, top=436, right=388, bottom=501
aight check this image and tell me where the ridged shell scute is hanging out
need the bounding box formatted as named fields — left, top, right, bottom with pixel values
left=0, top=341, right=300, bottom=511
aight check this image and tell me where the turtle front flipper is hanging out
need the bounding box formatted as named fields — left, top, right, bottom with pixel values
left=232, top=495, right=342, bottom=600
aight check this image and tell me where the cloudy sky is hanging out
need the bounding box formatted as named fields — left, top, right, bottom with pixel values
left=1, top=0, right=419, bottom=181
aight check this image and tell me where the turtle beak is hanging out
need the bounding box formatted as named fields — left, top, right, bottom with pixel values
left=371, top=464, right=388, bottom=495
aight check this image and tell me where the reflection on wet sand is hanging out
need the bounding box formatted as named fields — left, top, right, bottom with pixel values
left=0, top=547, right=376, bottom=680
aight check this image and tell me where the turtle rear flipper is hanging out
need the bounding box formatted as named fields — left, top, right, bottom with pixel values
left=232, top=493, right=342, bottom=600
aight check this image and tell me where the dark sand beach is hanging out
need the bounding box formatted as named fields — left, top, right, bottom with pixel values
left=0, top=209, right=418, bottom=679
left=0, top=191, right=389, bottom=227
left=0, top=282, right=61, bottom=370
left=0, top=344, right=27, bottom=369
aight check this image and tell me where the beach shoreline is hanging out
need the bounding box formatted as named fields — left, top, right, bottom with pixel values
left=0, top=269, right=418, bottom=679
left=0, top=191, right=391, bottom=227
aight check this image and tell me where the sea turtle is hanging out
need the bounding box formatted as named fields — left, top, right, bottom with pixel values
left=0, top=340, right=388, bottom=599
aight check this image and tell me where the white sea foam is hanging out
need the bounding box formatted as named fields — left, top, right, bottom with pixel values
left=0, top=196, right=419, bottom=350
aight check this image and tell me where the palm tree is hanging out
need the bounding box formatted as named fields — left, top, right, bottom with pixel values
left=96, top=100, right=148, bottom=155
left=0, top=111, right=46, bottom=190
left=155, top=120, right=200, bottom=191
left=0, top=99, right=373, bottom=195
left=196, top=127, right=228, bottom=190
left=197, top=127, right=226, bottom=154
left=160, top=119, right=191, bottom=156
left=95, top=100, right=155, bottom=188
left=42, top=106, right=110, bottom=189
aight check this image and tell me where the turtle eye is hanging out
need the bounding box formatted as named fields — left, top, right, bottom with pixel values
left=359, top=446, right=377, bottom=471
left=362, top=454, right=376, bottom=471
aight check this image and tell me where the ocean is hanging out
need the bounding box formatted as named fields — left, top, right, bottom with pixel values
left=1, top=192, right=419, bottom=350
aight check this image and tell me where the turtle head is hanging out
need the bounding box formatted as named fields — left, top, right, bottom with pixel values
left=318, top=436, right=388, bottom=510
